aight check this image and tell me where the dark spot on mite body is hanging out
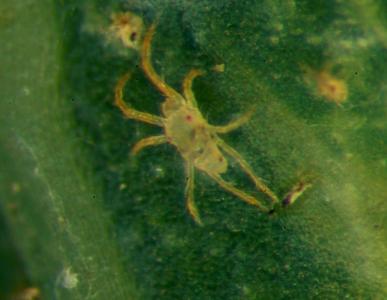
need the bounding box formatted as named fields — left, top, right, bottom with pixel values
left=185, top=115, right=192, bottom=121
left=118, top=18, right=128, bottom=26
left=189, top=129, right=196, bottom=139
left=197, top=148, right=204, bottom=155
left=130, top=32, right=137, bottom=41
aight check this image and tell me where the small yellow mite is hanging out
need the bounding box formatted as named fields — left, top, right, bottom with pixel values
left=115, top=23, right=310, bottom=225
left=301, top=64, right=348, bottom=105
left=110, top=11, right=143, bottom=49
left=315, top=70, right=348, bottom=104
left=11, top=287, right=40, bottom=300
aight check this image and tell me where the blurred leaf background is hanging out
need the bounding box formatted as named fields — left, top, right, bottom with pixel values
left=0, top=0, right=386, bottom=299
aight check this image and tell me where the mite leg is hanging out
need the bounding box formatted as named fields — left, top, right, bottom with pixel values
left=141, top=23, right=182, bottom=99
left=210, top=109, right=255, bottom=134
left=115, top=73, right=164, bottom=126
left=131, top=135, right=167, bottom=156
left=182, top=69, right=205, bottom=107
left=207, top=172, right=269, bottom=212
left=185, top=161, right=203, bottom=226
left=216, top=137, right=279, bottom=204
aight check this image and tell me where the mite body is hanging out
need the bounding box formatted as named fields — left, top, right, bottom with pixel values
left=163, top=103, right=227, bottom=174
left=114, top=23, right=310, bottom=225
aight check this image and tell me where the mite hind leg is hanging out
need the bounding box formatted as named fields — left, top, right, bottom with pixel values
left=185, top=161, right=203, bottom=226
left=115, top=73, right=164, bottom=126
left=217, top=137, right=312, bottom=208
left=207, top=172, right=269, bottom=212
left=216, top=137, right=279, bottom=204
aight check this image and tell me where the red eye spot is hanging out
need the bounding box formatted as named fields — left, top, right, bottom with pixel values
left=185, top=115, right=192, bottom=122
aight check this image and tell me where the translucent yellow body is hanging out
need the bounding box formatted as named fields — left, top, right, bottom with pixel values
left=163, top=104, right=228, bottom=174
left=114, top=23, right=310, bottom=225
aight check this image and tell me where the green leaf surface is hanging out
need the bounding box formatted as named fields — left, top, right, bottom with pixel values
left=1, top=0, right=386, bottom=299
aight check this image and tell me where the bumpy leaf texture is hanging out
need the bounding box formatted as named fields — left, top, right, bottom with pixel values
left=0, top=0, right=386, bottom=299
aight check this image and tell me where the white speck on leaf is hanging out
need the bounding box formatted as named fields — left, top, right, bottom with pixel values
left=58, top=267, right=79, bottom=289
left=23, top=87, right=31, bottom=96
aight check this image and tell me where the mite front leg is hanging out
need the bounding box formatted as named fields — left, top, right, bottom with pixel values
left=115, top=73, right=164, bottom=126
left=216, top=137, right=279, bottom=204
left=182, top=69, right=205, bottom=107
left=210, top=109, right=255, bottom=134
left=141, top=23, right=182, bottom=99
left=206, top=172, right=269, bottom=212
left=131, top=135, right=167, bottom=156
left=185, top=161, right=203, bottom=226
